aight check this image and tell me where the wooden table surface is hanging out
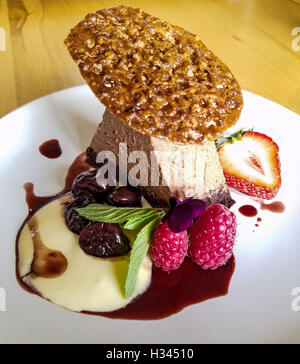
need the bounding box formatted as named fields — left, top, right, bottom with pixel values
left=0, top=0, right=299, bottom=118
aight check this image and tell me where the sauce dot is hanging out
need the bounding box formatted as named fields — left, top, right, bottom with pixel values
left=238, top=205, right=258, bottom=217
left=39, top=139, right=62, bottom=159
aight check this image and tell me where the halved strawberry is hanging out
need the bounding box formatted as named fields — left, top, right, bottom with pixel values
left=216, top=130, right=281, bottom=200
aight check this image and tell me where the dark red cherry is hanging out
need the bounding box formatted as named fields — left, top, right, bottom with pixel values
left=79, top=222, right=130, bottom=258
left=72, top=169, right=114, bottom=202
left=107, top=186, right=142, bottom=207
left=64, top=194, right=95, bottom=235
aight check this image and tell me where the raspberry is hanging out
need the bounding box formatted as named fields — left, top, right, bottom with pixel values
left=151, top=222, right=188, bottom=272
left=189, top=204, right=236, bottom=270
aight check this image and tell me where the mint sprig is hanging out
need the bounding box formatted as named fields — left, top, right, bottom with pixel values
left=76, top=204, right=164, bottom=299
left=125, top=216, right=161, bottom=299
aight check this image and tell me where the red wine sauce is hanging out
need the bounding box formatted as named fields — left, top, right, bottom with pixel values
left=238, top=205, right=258, bottom=217
left=84, top=257, right=235, bottom=320
left=260, top=201, right=285, bottom=213
left=63, top=153, right=93, bottom=192
left=22, top=153, right=91, bottom=217
left=39, top=139, right=62, bottom=159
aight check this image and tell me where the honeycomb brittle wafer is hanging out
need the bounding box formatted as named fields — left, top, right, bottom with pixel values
left=65, top=5, right=243, bottom=144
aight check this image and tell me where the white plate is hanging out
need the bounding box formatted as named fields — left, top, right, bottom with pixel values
left=0, top=85, right=300, bottom=344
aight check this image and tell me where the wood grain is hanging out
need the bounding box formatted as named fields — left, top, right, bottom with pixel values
left=0, top=0, right=299, bottom=118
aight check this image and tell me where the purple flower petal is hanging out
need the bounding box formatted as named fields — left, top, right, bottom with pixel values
left=163, top=197, right=206, bottom=233
left=162, top=198, right=181, bottom=222
left=174, top=196, right=195, bottom=206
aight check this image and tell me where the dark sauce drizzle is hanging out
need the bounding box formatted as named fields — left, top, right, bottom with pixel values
left=238, top=205, right=258, bottom=217
left=39, top=139, right=62, bottom=159
left=239, top=201, right=285, bottom=231
left=260, top=201, right=285, bottom=213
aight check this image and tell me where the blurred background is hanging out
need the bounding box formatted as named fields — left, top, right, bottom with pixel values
left=0, top=0, right=299, bottom=117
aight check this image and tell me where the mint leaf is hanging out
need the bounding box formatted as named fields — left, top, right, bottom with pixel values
left=122, top=210, right=161, bottom=230
left=125, top=216, right=161, bottom=299
left=76, top=204, right=163, bottom=224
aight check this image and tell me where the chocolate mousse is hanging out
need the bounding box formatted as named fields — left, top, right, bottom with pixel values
left=87, top=110, right=234, bottom=208
left=65, top=5, right=243, bottom=208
